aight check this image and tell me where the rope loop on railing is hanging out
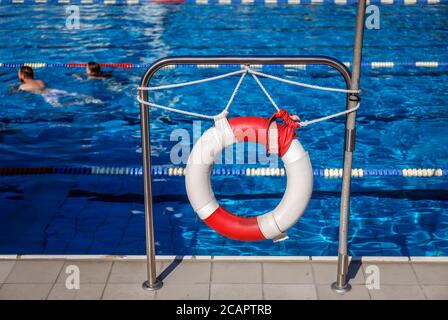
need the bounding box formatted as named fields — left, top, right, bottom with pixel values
left=137, top=65, right=362, bottom=126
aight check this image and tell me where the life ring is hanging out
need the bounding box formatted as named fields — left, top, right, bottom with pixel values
left=185, top=111, right=313, bottom=242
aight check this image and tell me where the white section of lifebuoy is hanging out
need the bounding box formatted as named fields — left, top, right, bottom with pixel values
left=257, top=212, right=283, bottom=240
left=255, top=141, right=313, bottom=238
left=197, top=199, right=219, bottom=220
left=269, top=148, right=313, bottom=233
left=281, top=140, right=305, bottom=164
left=185, top=126, right=234, bottom=220
left=185, top=119, right=313, bottom=241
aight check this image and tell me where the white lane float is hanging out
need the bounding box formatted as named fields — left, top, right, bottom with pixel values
left=185, top=110, right=313, bottom=242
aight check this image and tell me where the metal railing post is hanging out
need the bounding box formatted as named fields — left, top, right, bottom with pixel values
left=332, top=0, right=366, bottom=294
left=138, top=56, right=353, bottom=291
left=140, top=78, right=163, bottom=291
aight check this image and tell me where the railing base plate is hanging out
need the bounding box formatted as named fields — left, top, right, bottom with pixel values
left=142, top=279, right=163, bottom=291
left=331, top=282, right=352, bottom=294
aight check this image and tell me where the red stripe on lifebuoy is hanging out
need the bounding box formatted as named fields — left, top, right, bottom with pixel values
left=228, top=116, right=295, bottom=157
left=204, top=206, right=265, bottom=241
left=229, top=116, right=269, bottom=144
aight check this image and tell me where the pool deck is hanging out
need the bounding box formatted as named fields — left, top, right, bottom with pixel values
left=0, top=255, right=447, bottom=300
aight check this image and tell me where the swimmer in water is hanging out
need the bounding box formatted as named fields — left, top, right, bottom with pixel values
left=14, top=66, right=47, bottom=93
left=10, top=65, right=102, bottom=107
left=73, top=62, right=111, bottom=81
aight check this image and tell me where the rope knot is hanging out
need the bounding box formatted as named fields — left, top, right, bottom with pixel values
left=267, top=109, right=301, bottom=157
left=268, top=109, right=301, bottom=130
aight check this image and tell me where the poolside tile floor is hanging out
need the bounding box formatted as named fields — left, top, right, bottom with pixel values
left=312, top=261, right=366, bottom=285
left=0, top=257, right=447, bottom=300
left=108, top=261, right=164, bottom=283
left=56, top=261, right=112, bottom=284
left=412, top=263, right=448, bottom=285
left=48, top=283, right=105, bottom=300
left=263, top=284, right=317, bottom=300
left=211, top=284, right=263, bottom=300
left=212, top=262, right=262, bottom=284
left=361, top=262, right=418, bottom=285
left=263, top=262, right=314, bottom=284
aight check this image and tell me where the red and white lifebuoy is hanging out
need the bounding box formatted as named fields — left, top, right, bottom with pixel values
left=185, top=110, right=313, bottom=242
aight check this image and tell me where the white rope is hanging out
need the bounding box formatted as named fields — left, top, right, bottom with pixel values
left=250, top=72, right=280, bottom=112
left=223, top=70, right=247, bottom=114
left=137, top=69, right=246, bottom=91
left=299, top=103, right=360, bottom=127
left=249, top=69, right=361, bottom=94
left=136, top=97, right=216, bottom=119
left=136, top=65, right=362, bottom=125
left=136, top=69, right=249, bottom=120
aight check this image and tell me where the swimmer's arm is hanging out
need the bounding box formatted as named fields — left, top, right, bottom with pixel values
left=8, top=84, right=22, bottom=94
left=87, top=72, right=112, bottom=80
left=72, top=74, right=84, bottom=81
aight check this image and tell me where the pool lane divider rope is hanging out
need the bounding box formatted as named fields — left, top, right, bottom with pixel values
left=0, top=166, right=445, bottom=178
left=0, top=0, right=447, bottom=5
left=0, top=62, right=447, bottom=70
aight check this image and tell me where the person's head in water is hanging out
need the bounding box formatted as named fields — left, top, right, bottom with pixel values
left=86, top=62, right=102, bottom=77
left=18, top=66, right=34, bottom=83
left=14, top=65, right=46, bottom=94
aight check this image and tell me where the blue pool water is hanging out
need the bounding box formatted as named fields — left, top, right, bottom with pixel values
left=0, top=4, right=447, bottom=256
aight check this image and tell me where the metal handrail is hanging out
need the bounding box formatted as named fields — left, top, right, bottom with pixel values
left=138, top=55, right=360, bottom=293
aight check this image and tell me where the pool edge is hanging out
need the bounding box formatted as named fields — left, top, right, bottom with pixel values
left=1, top=254, right=447, bottom=263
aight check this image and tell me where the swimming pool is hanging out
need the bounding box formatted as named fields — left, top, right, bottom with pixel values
left=0, top=3, right=447, bottom=256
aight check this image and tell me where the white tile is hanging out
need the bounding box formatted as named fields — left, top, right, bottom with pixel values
left=361, top=256, right=410, bottom=262
left=312, top=256, right=364, bottom=262
left=0, top=261, right=16, bottom=283
left=316, top=284, right=371, bottom=300
left=311, top=256, right=338, bottom=262
left=264, top=284, right=317, bottom=300
left=19, top=255, right=79, bottom=260
left=0, top=283, right=53, bottom=300
left=0, top=255, right=18, bottom=260
left=313, top=262, right=365, bottom=285
left=422, top=285, right=448, bottom=300
left=109, top=261, right=163, bottom=283
left=6, top=261, right=64, bottom=283
left=211, top=284, right=262, bottom=300
left=412, top=263, right=448, bottom=285
left=18, top=254, right=123, bottom=261
left=213, top=256, right=310, bottom=262
left=156, top=284, right=209, bottom=300
left=102, top=283, right=156, bottom=300
left=370, top=285, right=425, bottom=300
left=56, top=261, right=112, bottom=284
left=212, top=262, right=262, bottom=283
left=263, top=262, right=313, bottom=284
left=362, top=263, right=418, bottom=285
left=48, top=283, right=105, bottom=300
left=410, top=256, right=448, bottom=262
left=191, top=256, right=213, bottom=261
left=162, top=261, right=211, bottom=284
